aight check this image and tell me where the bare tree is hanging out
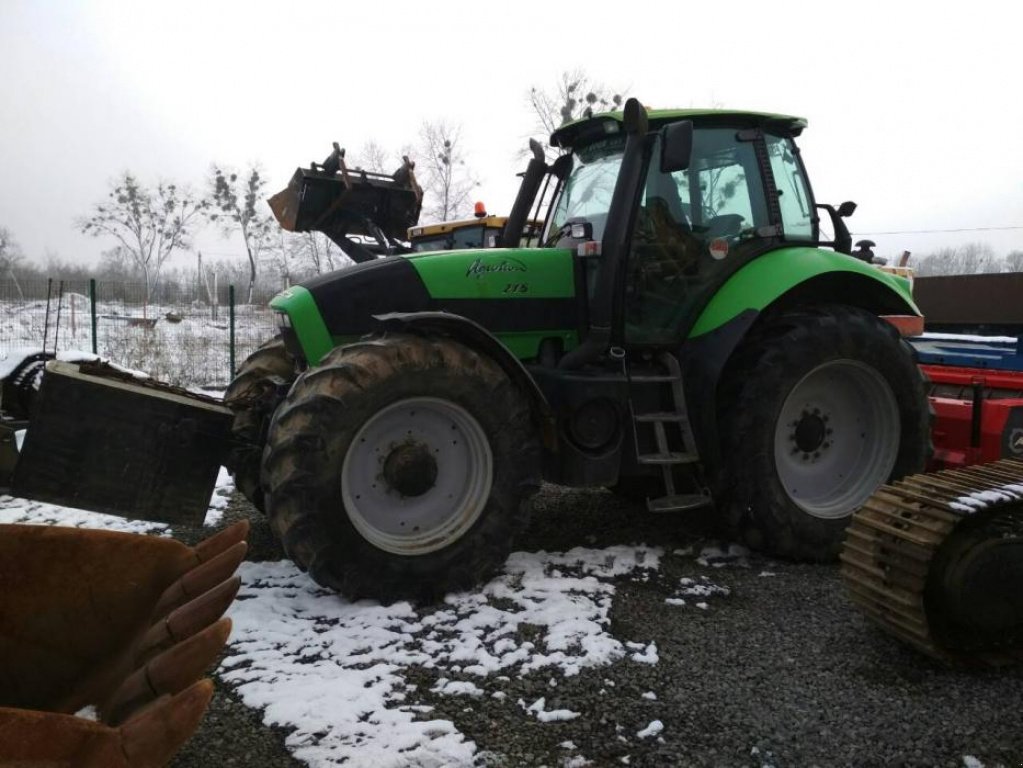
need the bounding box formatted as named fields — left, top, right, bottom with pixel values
left=418, top=121, right=478, bottom=223
left=527, top=70, right=625, bottom=159
left=78, top=174, right=205, bottom=299
left=205, top=165, right=277, bottom=303
left=96, top=245, right=142, bottom=281
left=0, top=226, right=25, bottom=299
left=292, top=231, right=351, bottom=275
left=355, top=141, right=390, bottom=173
left=1005, top=250, right=1023, bottom=272
left=915, top=242, right=1000, bottom=276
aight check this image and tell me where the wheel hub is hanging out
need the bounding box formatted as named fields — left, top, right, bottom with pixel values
left=791, top=409, right=831, bottom=460
left=382, top=441, right=438, bottom=497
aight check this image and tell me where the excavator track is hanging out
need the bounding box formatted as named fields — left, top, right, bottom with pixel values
left=841, top=458, right=1023, bottom=665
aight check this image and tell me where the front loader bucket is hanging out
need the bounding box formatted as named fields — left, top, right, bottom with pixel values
left=268, top=142, right=423, bottom=244
left=11, top=360, right=233, bottom=526
left=0, top=520, right=249, bottom=766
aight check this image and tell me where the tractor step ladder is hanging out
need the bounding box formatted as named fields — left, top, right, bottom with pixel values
left=629, top=353, right=712, bottom=513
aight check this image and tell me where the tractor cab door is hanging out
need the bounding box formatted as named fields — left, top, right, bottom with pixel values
left=623, top=127, right=811, bottom=346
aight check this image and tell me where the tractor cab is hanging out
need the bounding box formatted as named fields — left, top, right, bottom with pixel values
left=503, top=106, right=866, bottom=352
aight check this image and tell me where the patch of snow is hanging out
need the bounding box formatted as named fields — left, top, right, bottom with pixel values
left=636, top=720, right=663, bottom=739
left=223, top=545, right=659, bottom=767
left=519, top=696, right=581, bottom=723
left=666, top=576, right=730, bottom=607
left=560, top=740, right=577, bottom=750
left=641, top=691, right=657, bottom=700
left=696, top=602, right=709, bottom=610
left=0, top=347, right=44, bottom=379
left=950, top=483, right=1023, bottom=513
left=758, top=571, right=778, bottom=577
left=204, top=466, right=234, bottom=526
left=432, top=679, right=484, bottom=698
left=630, top=642, right=658, bottom=665
left=0, top=495, right=169, bottom=535
left=564, top=756, right=592, bottom=768
left=962, top=757, right=984, bottom=768
left=73, top=705, right=99, bottom=721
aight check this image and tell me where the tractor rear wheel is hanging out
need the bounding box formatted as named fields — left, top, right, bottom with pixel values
left=717, top=305, right=931, bottom=560
left=223, top=336, right=295, bottom=512
left=262, top=333, right=541, bottom=602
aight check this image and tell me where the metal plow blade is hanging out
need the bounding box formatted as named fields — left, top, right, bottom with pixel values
left=0, top=520, right=249, bottom=766
left=11, top=360, right=234, bottom=527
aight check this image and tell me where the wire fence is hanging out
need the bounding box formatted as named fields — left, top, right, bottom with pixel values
left=0, top=279, right=278, bottom=388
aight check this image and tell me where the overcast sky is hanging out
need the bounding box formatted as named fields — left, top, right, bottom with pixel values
left=2, top=0, right=1021, bottom=271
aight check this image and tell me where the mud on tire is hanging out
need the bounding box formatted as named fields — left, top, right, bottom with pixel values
left=716, top=305, right=931, bottom=560
left=223, top=336, right=295, bottom=512
left=262, top=333, right=542, bottom=603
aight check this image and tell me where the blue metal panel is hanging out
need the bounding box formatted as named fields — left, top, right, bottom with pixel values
left=911, top=335, right=1023, bottom=373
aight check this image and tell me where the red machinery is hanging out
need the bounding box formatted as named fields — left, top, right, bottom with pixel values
left=910, top=273, right=1023, bottom=470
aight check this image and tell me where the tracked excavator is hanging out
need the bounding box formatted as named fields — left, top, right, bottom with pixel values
left=2, top=101, right=1023, bottom=671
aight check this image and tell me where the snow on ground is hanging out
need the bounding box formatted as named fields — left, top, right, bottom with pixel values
left=0, top=472, right=678, bottom=768
left=0, top=494, right=170, bottom=534
left=222, top=546, right=661, bottom=767
left=204, top=466, right=234, bottom=527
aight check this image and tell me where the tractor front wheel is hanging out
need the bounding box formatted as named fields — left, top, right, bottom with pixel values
left=717, top=305, right=931, bottom=560
left=262, top=333, right=541, bottom=602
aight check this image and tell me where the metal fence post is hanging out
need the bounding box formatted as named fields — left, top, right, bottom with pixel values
left=229, top=284, right=236, bottom=379
left=89, top=278, right=98, bottom=355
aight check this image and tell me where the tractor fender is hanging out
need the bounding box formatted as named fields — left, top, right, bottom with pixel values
left=681, top=247, right=921, bottom=471
left=371, top=311, right=555, bottom=443
left=689, top=246, right=919, bottom=338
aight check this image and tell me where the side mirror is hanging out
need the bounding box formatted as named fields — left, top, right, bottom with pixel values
left=660, top=121, right=694, bottom=173
left=837, top=200, right=857, bottom=218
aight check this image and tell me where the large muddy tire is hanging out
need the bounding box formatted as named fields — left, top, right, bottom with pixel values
left=716, top=305, right=931, bottom=560
left=262, top=333, right=542, bottom=603
left=223, top=336, right=295, bottom=512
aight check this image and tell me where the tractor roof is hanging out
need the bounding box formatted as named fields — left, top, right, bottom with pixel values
left=550, top=108, right=808, bottom=149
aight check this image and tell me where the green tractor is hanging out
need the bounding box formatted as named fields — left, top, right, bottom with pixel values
left=231, top=98, right=930, bottom=602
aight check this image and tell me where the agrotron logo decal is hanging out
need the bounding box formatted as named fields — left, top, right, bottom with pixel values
left=465, top=256, right=527, bottom=279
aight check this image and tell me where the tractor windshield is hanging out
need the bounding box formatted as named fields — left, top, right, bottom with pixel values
left=546, top=137, right=625, bottom=244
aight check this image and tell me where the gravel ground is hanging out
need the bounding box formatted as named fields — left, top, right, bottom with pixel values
left=171, top=486, right=1023, bottom=768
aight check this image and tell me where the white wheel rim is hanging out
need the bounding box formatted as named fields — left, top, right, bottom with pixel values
left=773, top=360, right=901, bottom=520
left=341, top=397, right=492, bottom=555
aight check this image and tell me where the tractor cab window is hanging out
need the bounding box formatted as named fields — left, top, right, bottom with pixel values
left=412, top=225, right=493, bottom=253
left=625, top=127, right=770, bottom=345
left=545, top=137, right=625, bottom=245
left=766, top=134, right=815, bottom=241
